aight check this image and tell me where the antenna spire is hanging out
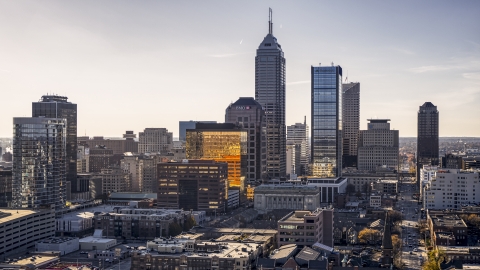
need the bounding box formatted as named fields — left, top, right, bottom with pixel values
left=269, top=8, right=273, bottom=35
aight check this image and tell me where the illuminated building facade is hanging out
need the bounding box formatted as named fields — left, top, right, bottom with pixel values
left=186, top=123, right=247, bottom=190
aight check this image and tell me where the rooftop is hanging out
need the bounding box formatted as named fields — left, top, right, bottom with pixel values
left=430, top=214, right=468, bottom=228
left=255, top=184, right=319, bottom=193
left=79, top=236, right=116, bottom=244
left=270, top=244, right=297, bottom=259
left=0, top=208, right=49, bottom=224
left=37, top=237, right=78, bottom=244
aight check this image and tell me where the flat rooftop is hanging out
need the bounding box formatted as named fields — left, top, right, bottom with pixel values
left=430, top=214, right=467, bottom=228
left=37, top=237, right=78, bottom=244
left=2, top=255, right=58, bottom=268
left=80, top=236, right=116, bottom=244
left=0, top=208, right=46, bottom=224
left=270, top=244, right=297, bottom=259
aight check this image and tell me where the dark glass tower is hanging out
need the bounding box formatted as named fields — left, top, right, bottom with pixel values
left=342, top=82, right=360, bottom=168
left=32, top=95, right=77, bottom=192
left=417, top=102, right=439, bottom=185
left=12, top=117, right=67, bottom=209
left=311, top=65, right=343, bottom=178
left=254, top=9, right=286, bottom=179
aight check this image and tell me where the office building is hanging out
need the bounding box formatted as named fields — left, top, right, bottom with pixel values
left=0, top=206, right=55, bottom=258
left=132, top=240, right=261, bottom=269
left=442, top=153, right=464, bottom=169
left=32, top=95, right=77, bottom=193
left=277, top=208, right=334, bottom=248
left=357, top=119, right=399, bottom=171
left=12, top=117, right=67, bottom=209
left=179, top=121, right=217, bottom=142
left=423, top=169, right=480, bottom=210
left=306, top=177, right=348, bottom=204
left=121, top=153, right=162, bottom=193
left=287, top=118, right=309, bottom=176
left=88, top=146, right=118, bottom=173
left=157, top=160, right=228, bottom=214
left=372, top=179, right=398, bottom=194
left=186, top=123, right=247, bottom=189
left=225, top=97, right=266, bottom=182
left=99, top=168, right=130, bottom=194
left=77, top=131, right=138, bottom=155
left=311, top=65, right=343, bottom=178
left=254, top=184, right=320, bottom=213
left=417, top=102, right=439, bottom=186
left=138, top=128, right=173, bottom=154
left=286, top=141, right=296, bottom=178
left=255, top=9, right=286, bottom=179
left=342, top=82, right=360, bottom=168
left=0, top=169, right=12, bottom=207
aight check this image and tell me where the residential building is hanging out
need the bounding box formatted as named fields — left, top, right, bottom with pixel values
left=287, top=118, right=309, bottom=176
left=186, top=123, right=247, bottom=189
left=311, top=65, right=343, bottom=178
left=157, top=160, right=228, bottom=215
left=178, top=120, right=217, bottom=142
left=254, top=184, right=320, bottom=213
left=277, top=208, right=334, bottom=248
left=342, top=82, right=360, bottom=168
left=357, top=119, right=399, bottom=171
left=423, top=169, right=480, bottom=210
left=428, top=213, right=468, bottom=247
left=225, top=97, right=267, bottom=183
left=138, top=128, right=173, bottom=154
left=417, top=102, right=439, bottom=186
left=131, top=240, right=261, bottom=269
left=306, top=177, right=348, bottom=203
left=12, top=117, right=67, bottom=209
left=255, top=10, right=286, bottom=179
left=0, top=206, right=55, bottom=258
left=0, top=169, right=12, bottom=207
left=32, top=95, right=77, bottom=192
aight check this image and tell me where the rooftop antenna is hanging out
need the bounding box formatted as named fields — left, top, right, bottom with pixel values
left=269, top=8, right=273, bottom=35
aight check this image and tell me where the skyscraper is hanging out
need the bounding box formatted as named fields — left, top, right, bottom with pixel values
left=255, top=9, right=286, bottom=179
left=342, top=82, right=360, bottom=168
left=12, top=117, right=67, bottom=209
left=287, top=118, right=309, bottom=176
left=417, top=102, right=439, bottom=185
left=311, top=65, right=343, bottom=178
left=225, top=97, right=266, bottom=182
left=32, top=95, right=77, bottom=192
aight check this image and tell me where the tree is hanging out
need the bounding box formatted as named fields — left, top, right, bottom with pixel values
left=168, top=222, right=183, bottom=237
left=183, top=216, right=197, bottom=231
left=392, top=235, right=403, bottom=269
left=346, top=184, right=356, bottom=195
left=358, top=228, right=381, bottom=244
left=422, top=249, right=446, bottom=270
left=389, top=210, right=404, bottom=226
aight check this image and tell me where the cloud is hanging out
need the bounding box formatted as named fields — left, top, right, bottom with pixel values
left=391, top=47, right=415, bottom=55
left=463, top=72, right=480, bottom=80
left=408, top=65, right=458, bottom=73
left=287, top=80, right=309, bottom=85
left=208, top=52, right=250, bottom=58
left=239, top=39, right=243, bottom=45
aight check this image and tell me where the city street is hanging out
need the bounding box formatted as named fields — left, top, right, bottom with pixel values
left=397, top=178, right=425, bottom=270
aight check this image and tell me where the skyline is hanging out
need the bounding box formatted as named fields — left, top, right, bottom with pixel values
left=1, top=1, right=479, bottom=137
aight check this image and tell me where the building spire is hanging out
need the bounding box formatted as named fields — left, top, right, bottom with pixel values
left=269, top=8, right=273, bottom=35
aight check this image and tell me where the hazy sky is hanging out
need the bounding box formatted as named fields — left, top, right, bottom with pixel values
left=1, top=1, right=479, bottom=138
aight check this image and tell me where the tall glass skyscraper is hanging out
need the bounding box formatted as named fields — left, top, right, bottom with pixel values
left=12, top=117, right=67, bottom=209
left=417, top=102, right=439, bottom=185
left=32, top=95, right=77, bottom=192
left=255, top=9, right=286, bottom=179
left=311, top=65, right=343, bottom=178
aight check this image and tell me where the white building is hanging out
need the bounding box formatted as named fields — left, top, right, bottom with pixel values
left=254, top=184, right=320, bottom=214
left=421, top=165, right=438, bottom=187
left=36, top=237, right=79, bottom=255
left=357, top=119, right=399, bottom=171
left=228, top=189, right=240, bottom=209
left=307, top=177, right=348, bottom=203
left=423, top=169, right=480, bottom=210
left=79, top=230, right=116, bottom=251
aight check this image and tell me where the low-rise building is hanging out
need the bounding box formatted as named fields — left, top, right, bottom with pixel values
left=254, top=184, right=320, bottom=213
left=372, top=179, right=398, bottom=194
left=306, top=178, right=348, bottom=204
left=80, top=236, right=117, bottom=251
left=428, top=213, right=468, bottom=247
left=36, top=237, right=79, bottom=255
left=228, top=189, right=240, bottom=209
left=370, top=195, right=381, bottom=208
left=277, top=208, right=334, bottom=248
left=0, top=206, right=55, bottom=259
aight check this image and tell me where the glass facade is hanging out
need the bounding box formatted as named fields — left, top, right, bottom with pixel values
left=32, top=95, right=77, bottom=192
left=12, top=117, right=67, bottom=209
left=186, top=127, right=247, bottom=190
left=311, top=66, right=343, bottom=178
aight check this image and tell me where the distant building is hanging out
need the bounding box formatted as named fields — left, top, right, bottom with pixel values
left=157, top=160, right=228, bottom=215
left=138, top=128, right=173, bottom=154
left=423, top=169, right=480, bottom=210
left=254, top=184, right=320, bottom=213
left=88, top=147, right=118, bottom=173
left=12, top=117, right=67, bottom=209
left=287, top=119, right=309, bottom=176
left=442, top=153, right=464, bottom=169
left=0, top=206, right=55, bottom=258
left=357, top=119, right=399, bottom=171
left=225, top=97, right=267, bottom=182
left=277, top=208, right=334, bottom=248
left=0, top=169, right=12, bottom=207
left=186, top=123, right=247, bottom=189
left=417, top=102, right=439, bottom=186
left=32, top=95, right=78, bottom=193
left=178, top=120, right=217, bottom=142
left=342, top=82, right=360, bottom=168
left=121, top=154, right=163, bottom=193
left=77, top=131, right=138, bottom=155
left=370, top=195, right=381, bottom=208
left=99, top=168, right=131, bottom=194
left=311, top=65, right=343, bottom=178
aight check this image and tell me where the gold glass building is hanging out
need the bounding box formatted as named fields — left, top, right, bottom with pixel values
left=186, top=123, right=247, bottom=190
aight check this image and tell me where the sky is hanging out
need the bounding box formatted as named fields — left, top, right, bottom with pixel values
left=0, top=1, right=479, bottom=138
